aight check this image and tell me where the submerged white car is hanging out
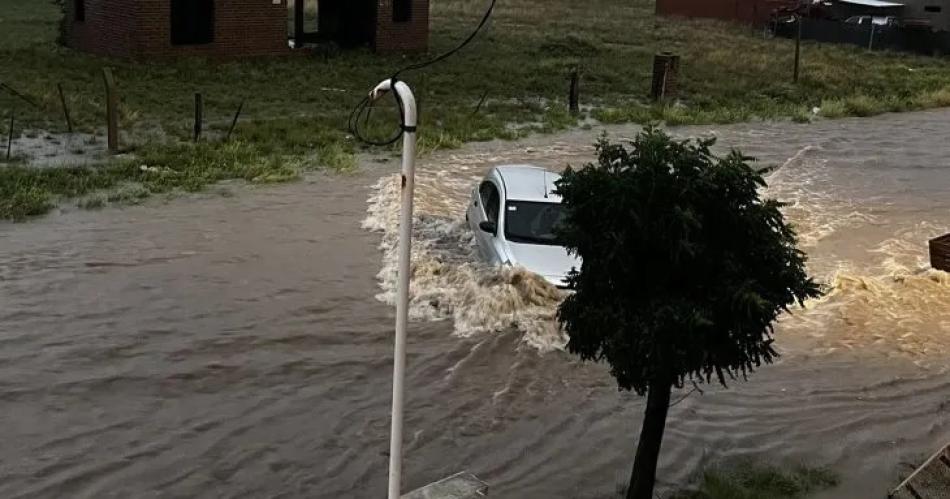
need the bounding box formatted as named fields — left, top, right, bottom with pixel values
left=465, top=165, right=580, bottom=288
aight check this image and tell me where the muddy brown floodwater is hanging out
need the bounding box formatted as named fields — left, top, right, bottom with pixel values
left=2, top=110, right=949, bottom=499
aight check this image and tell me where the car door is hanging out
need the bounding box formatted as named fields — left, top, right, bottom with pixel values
left=472, top=180, right=503, bottom=263
left=467, top=182, right=486, bottom=232
left=467, top=182, right=488, bottom=244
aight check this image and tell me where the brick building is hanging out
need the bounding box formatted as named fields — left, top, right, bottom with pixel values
left=62, top=0, right=429, bottom=59
left=656, top=0, right=799, bottom=26
left=297, top=0, right=429, bottom=52
left=372, top=0, right=430, bottom=52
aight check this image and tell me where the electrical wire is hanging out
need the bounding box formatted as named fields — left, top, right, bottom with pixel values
left=348, top=0, right=497, bottom=146
left=390, top=0, right=497, bottom=80
left=0, top=82, right=41, bottom=109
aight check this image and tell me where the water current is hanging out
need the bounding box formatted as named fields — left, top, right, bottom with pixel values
left=2, top=111, right=949, bottom=498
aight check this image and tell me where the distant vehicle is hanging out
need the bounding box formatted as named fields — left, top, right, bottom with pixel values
left=465, top=165, right=580, bottom=288
left=844, top=15, right=899, bottom=27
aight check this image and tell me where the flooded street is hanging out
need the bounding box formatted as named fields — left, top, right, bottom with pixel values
left=2, top=110, right=949, bottom=498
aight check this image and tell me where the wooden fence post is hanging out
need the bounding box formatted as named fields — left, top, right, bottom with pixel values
left=102, top=67, right=118, bottom=152
left=651, top=53, right=680, bottom=101
left=57, top=83, right=73, bottom=133
left=194, top=93, right=203, bottom=142
left=569, top=69, right=580, bottom=115
left=794, top=16, right=802, bottom=83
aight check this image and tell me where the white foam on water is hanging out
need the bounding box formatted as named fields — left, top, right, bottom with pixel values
left=783, top=220, right=950, bottom=361
left=363, top=172, right=567, bottom=352
left=762, top=147, right=950, bottom=360
left=765, top=145, right=878, bottom=248
left=364, top=139, right=950, bottom=360
left=361, top=144, right=591, bottom=352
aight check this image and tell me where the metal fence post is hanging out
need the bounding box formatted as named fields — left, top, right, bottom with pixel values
left=57, top=83, right=73, bottom=133
left=194, top=93, right=203, bottom=142
left=226, top=101, right=244, bottom=142
left=6, top=112, right=14, bottom=160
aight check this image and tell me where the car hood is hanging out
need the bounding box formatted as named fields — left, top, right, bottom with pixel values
left=506, top=241, right=581, bottom=284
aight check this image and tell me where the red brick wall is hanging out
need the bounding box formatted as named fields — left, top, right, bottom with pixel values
left=134, top=0, right=290, bottom=58
left=66, top=0, right=430, bottom=57
left=64, top=0, right=136, bottom=58
left=66, top=0, right=290, bottom=59
left=375, top=0, right=429, bottom=53
left=656, top=0, right=796, bottom=26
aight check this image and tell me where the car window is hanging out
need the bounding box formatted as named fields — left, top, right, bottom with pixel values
left=479, top=182, right=493, bottom=207
left=486, top=188, right=500, bottom=224
left=505, top=201, right=565, bottom=246
left=479, top=181, right=500, bottom=223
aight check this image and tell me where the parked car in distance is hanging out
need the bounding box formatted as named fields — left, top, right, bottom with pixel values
left=465, top=165, right=580, bottom=288
left=844, top=15, right=899, bottom=27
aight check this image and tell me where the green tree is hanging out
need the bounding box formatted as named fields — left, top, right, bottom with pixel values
left=554, top=129, right=821, bottom=499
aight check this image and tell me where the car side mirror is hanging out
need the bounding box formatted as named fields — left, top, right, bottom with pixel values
left=479, top=221, right=497, bottom=235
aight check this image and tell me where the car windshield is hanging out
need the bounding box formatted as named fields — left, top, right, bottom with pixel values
left=504, top=201, right=565, bottom=246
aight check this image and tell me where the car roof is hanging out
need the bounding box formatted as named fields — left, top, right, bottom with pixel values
left=493, top=165, right=562, bottom=202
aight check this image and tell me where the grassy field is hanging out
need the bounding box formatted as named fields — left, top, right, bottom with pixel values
left=669, top=462, right=839, bottom=499
left=5, top=0, right=950, bottom=219
left=594, top=461, right=838, bottom=499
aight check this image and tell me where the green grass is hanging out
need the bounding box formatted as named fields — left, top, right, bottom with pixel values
left=0, top=141, right=299, bottom=220
left=6, top=0, right=950, bottom=219
left=592, top=461, right=839, bottom=499
left=670, top=461, right=839, bottom=499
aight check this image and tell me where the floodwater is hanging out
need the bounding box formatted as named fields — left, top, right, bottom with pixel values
left=1, top=110, right=949, bottom=498
left=4, top=131, right=107, bottom=168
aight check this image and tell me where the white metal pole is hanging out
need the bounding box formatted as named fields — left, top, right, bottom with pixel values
left=370, top=79, right=418, bottom=499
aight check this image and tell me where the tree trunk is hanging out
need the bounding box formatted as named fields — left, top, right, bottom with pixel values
left=626, top=378, right=673, bottom=499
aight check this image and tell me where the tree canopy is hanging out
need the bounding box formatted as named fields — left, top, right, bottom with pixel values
left=555, top=128, right=821, bottom=395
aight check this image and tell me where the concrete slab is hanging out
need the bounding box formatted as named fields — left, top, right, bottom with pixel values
left=402, top=472, right=488, bottom=499
left=890, top=442, right=950, bottom=499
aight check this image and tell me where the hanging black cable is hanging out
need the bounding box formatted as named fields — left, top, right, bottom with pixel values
left=390, top=0, right=497, bottom=80
left=1, top=81, right=41, bottom=110
left=348, top=0, right=497, bottom=147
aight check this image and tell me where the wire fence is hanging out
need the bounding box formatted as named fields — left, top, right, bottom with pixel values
left=0, top=76, right=248, bottom=164
left=1, top=60, right=584, bottom=167
left=774, top=18, right=950, bottom=55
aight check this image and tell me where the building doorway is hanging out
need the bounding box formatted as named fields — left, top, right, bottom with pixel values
left=288, top=0, right=318, bottom=46
left=289, top=0, right=376, bottom=48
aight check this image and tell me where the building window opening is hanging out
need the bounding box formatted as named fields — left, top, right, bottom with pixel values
left=170, top=0, right=215, bottom=46
left=393, top=0, right=412, bottom=23
left=75, top=0, right=86, bottom=22
left=925, top=5, right=942, bottom=12
left=290, top=0, right=315, bottom=46
left=304, top=0, right=319, bottom=33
